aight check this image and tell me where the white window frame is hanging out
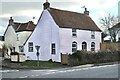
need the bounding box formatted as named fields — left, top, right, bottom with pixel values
left=72, top=29, right=77, bottom=37
left=72, top=42, right=77, bottom=52
left=91, top=42, right=95, bottom=51
left=28, top=42, right=33, bottom=52
left=51, top=43, right=56, bottom=54
left=19, top=46, right=24, bottom=52
left=91, top=31, right=95, bottom=39
left=17, top=34, right=19, bottom=41
left=82, top=42, right=87, bottom=51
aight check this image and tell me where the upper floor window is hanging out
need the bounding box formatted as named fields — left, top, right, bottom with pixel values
left=82, top=42, right=87, bottom=51
left=19, top=46, right=24, bottom=52
left=72, top=29, right=77, bottom=37
left=51, top=43, right=56, bottom=54
left=91, top=31, right=95, bottom=39
left=28, top=42, right=33, bottom=52
left=91, top=42, right=95, bottom=51
left=17, top=34, right=19, bottom=41
left=72, top=41, right=77, bottom=52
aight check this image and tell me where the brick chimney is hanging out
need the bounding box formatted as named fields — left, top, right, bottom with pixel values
left=9, top=17, right=14, bottom=26
left=84, top=8, right=89, bottom=15
left=43, top=0, right=50, bottom=10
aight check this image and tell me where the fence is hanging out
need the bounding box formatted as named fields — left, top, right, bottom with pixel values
left=61, top=53, right=69, bottom=65
left=100, top=42, right=120, bottom=51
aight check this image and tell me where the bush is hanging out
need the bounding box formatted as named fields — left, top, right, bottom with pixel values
left=68, top=50, right=119, bottom=66
left=68, top=51, right=83, bottom=66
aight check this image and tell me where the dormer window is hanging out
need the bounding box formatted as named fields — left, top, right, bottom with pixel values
left=72, top=29, right=77, bottom=37
left=91, top=31, right=95, bottom=39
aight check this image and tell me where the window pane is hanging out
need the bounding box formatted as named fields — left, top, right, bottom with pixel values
left=82, top=42, right=87, bottom=51
left=28, top=42, right=33, bottom=52
left=29, top=47, right=33, bottom=52
left=29, top=42, right=33, bottom=46
left=72, top=29, right=77, bottom=37
left=19, top=46, right=24, bottom=52
left=91, top=42, right=95, bottom=51
left=91, top=31, right=95, bottom=39
left=52, top=44, right=55, bottom=48
left=72, top=42, right=77, bottom=52
left=72, top=29, right=76, bottom=32
left=51, top=43, right=56, bottom=54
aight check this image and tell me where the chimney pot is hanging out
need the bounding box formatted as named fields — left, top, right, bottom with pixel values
left=43, top=0, right=50, bottom=10
left=9, top=17, right=14, bottom=26
left=84, top=8, right=89, bottom=15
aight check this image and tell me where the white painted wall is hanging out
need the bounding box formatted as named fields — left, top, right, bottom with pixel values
left=4, top=25, right=32, bottom=55
left=4, top=26, right=17, bottom=55
left=59, top=28, right=101, bottom=54
left=24, top=10, right=61, bottom=62
left=116, top=30, right=120, bottom=41
left=16, top=31, right=32, bottom=53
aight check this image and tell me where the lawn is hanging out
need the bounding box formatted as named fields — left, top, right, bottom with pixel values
left=21, top=60, right=68, bottom=69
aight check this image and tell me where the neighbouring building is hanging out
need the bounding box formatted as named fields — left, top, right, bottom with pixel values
left=0, top=36, right=4, bottom=57
left=109, top=23, right=120, bottom=42
left=4, top=17, right=35, bottom=58
left=24, top=1, right=102, bottom=62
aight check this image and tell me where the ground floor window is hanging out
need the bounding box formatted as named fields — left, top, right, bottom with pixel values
left=72, top=41, right=77, bottom=52
left=19, top=46, right=24, bottom=52
left=28, top=42, right=33, bottom=52
left=91, top=42, right=95, bottom=51
left=51, top=43, right=56, bottom=54
left=82, top=42, right=87, bottom=51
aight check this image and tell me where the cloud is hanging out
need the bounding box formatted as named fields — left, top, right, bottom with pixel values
left=79, top=0, right=118, bottom=9
left=0, top=0, right=119, bottom=36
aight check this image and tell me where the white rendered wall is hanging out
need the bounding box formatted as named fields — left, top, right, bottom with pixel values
left=4, top=26, right=17, bottom=55
left=24, top=10, right=61, bottom=62
left=16, top=31, right=32, bottom=53
left=4, top=25, right=32, bottom=54
left=59, top=28, right=101, bottom=54
left=116, top=30, right=120, bottom=41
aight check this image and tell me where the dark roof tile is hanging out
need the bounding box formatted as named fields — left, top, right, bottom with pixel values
left=48, top=8, right=101, bottom=31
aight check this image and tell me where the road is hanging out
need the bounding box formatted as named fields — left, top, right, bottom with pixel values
left=1, top=64, right=119, bottom=78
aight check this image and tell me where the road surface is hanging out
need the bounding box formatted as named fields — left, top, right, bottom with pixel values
left=1, top=64, right=119, bottom=78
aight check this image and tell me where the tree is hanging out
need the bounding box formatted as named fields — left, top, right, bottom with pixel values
left=2, top=44, right=8, bottom=57
left=100, top=13, right=119, bottom=42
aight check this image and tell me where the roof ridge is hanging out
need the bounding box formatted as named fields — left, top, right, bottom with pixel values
left=16, top=23, right=22, bottom=31
left=49, top=7, right=85, bottom=15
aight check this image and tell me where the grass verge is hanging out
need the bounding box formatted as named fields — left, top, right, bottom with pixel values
left=21, top=60, right=68, bottom=69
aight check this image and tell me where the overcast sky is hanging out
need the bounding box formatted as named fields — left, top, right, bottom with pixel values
left=0, top=0, right=119, bottom=36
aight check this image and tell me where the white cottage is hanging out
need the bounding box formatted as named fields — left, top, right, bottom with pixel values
left=4, top=17, right=35, bottom=57
left=24, top=1, right=102, bottom=62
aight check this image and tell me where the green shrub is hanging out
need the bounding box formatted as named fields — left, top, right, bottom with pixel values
left=68, top=50, right=119, bottom=66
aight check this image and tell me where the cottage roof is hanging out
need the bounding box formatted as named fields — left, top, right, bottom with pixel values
left=48, top=8, right=101, bottom=31
left=13, top=21, right=35, bottom=32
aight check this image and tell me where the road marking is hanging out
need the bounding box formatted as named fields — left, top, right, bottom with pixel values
left=0, top=70, right=19, bottom=73
left=4, top=64, right=117, bottom=78
left=19, top=76, right=28, bottom=78
left=42, top=64, right=118, bottom=75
